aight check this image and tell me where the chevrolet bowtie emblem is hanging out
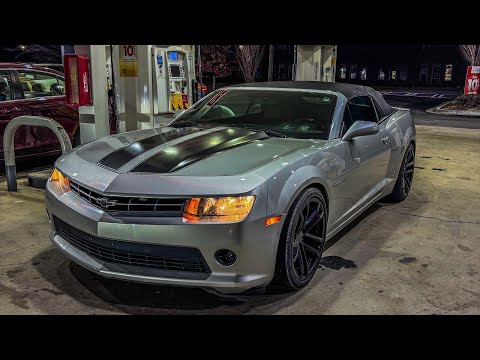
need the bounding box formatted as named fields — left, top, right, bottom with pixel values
left=96, top=197, right=117, bottom=209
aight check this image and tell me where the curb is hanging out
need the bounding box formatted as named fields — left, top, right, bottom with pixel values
left=27, top=169, right=53, bottom=190
left=426, top=100, right=480, bottom=117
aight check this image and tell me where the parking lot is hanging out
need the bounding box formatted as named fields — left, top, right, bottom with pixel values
left=1, top=124, right=479, bottom=314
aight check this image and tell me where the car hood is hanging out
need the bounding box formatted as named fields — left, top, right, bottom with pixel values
left=58, top=126, right=325, bottom=196
left=74, top=126, right=319, bottom=176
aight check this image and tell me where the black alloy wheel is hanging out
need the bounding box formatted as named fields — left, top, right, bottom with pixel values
left=275, top=187, right=327, bottom=290
left=385, top=142, right=415, bottom=202
left=402, top=144, right=415, bottom=197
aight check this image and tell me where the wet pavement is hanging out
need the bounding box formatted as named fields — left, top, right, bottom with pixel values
left=1, top=125, right=479, bottom=314
left=385, top=95, right=480, bottom=129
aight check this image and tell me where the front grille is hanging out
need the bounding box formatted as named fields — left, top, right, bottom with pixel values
left=69, top=180, right=186, bottom=215
left=53, top=216, right=211, bottom=275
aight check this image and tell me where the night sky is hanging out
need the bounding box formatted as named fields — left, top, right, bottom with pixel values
left=0, top=45, right=62, bottom=63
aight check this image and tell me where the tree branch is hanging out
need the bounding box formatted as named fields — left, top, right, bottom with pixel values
left=460, top=45, right=480, bottom=66
left=235, top=45, right=265, bottom=82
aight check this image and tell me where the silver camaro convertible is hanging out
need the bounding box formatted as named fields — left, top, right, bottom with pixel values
left=45, top=81, right=416, bottom=294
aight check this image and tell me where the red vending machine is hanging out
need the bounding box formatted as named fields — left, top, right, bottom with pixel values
left=64, top=54, right=92, bottom=106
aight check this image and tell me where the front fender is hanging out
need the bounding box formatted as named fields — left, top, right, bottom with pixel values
left=267, top=164, right=332, bottom=220
left=255, top=141, right=347, bottom=241
left=260, top=164, right=333, bottom=262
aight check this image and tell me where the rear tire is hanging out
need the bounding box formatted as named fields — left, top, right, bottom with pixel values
left=274, top=187, right=327, bottom=290
left=385, top=142, right=415, bottom=202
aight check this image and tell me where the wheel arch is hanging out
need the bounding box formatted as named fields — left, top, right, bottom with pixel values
left=305, top=182, right=329, bottom=211
left=272, top=177, right=329, bottom=289
left=410, top=138, right=416, bottom=151
left=274, top=170, right=331, bottom=219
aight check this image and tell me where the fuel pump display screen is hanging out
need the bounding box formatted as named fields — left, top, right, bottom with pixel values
left=169, top=52, right=178, bottom=61
left=170, top=65, right=181, bottom=78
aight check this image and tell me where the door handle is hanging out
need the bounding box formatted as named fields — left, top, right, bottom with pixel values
left=381, top=136, right=389, bottom=144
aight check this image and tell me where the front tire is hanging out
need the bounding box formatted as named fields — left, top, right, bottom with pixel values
left=386, top=142, right=415, bottom=202
left=274, top=187, right=327, bottom=290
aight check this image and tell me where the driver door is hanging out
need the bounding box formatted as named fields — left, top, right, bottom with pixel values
left=343, top=96, right=391, bottom=216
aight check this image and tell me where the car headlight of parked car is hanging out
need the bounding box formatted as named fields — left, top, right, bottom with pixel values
left=183, top=196, right=256, bottom=223
left=49, top=168, right=71, bottom=192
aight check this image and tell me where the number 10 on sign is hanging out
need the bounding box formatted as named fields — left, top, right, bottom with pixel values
left=464, top=66, right=480, bottom=95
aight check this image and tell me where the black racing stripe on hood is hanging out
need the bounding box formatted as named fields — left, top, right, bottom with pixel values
left=97, top=127, right=202, bottom=170
left=130, top=128, right=264, bottom=174
left=169, top=131, right=269, bottom=172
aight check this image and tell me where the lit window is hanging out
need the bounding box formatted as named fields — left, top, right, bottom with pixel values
left=378, top=68, right=385, bottom=80
left=360, top=67, right=367, bottom=80
left=350, top=64, right=357, bottom=80
left=444, top=64, right=453, bottom=81
left=391, top=69, right=397, bottom=81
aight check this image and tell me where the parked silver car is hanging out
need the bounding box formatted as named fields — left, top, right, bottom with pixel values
left=45, top=81, right=416, bottom=294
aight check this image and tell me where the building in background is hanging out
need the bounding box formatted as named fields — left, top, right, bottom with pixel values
left=269, top=45, right=296, bottom=81
left=335, top=45, right=468, bottom=88
left=268, top=45, right=337, bottom=82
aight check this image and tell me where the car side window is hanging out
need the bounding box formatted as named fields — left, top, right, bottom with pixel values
left=0, top=71, right=13, bottom=101
left=17, top=70, right=64, bottom=99
left=340, top=105, right=355, bottom=136
left=348, top=96, right=378, bottom=123
left=56, top=76, right=65, bottom=95
left=371, top=97, right=385, bottom=121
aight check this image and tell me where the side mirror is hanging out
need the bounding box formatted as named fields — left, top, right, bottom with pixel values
left=174, top=109, right=186, bottom=119
left=342, top=121, right=379, bottom=141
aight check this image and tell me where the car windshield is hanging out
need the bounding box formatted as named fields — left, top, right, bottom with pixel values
left=173, top=89, right=338, bottom=139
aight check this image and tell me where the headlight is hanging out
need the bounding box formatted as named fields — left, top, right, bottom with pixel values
left=183, top=196, right=256, bottom=223
left=49, top=168, right=70, bottom=192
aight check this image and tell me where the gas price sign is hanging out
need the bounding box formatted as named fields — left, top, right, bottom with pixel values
left=464, top=66, right=480, bottom=95
left=120, top=45, right=138, bottom=78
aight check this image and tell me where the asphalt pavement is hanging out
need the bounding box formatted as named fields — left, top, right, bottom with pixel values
left=2, top=125, right=480, bottom=314
left=385, top=95, right=480, bottom=129
left=379, top=89, right=460, bottom=100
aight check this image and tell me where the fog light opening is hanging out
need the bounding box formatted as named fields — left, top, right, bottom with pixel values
left=215, top=249, right=237, bottom=266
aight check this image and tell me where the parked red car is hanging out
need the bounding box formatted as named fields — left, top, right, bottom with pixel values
left=0, top=63, right=79, bottom=167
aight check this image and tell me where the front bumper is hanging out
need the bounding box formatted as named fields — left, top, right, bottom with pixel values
left=45, top=181, right=284, bottom=294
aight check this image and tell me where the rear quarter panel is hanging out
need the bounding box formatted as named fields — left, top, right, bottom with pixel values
left=23, top=96, right=79, bottom=143
left=384, top=108, right=416, bottom=191
left=0, top=97, right=79, bottom=165
left=0, top=99, right=32, bottom=162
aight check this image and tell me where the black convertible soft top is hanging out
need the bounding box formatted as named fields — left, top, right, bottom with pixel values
left=229, top=81, right=395, bottom=117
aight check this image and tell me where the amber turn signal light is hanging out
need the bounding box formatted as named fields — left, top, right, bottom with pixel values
left=265, top=215, right=282, bottom=226
left=49, top=168, right=70, bottom=192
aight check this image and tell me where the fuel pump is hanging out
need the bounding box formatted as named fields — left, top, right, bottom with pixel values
left=152, top=46, right=195, bottom=115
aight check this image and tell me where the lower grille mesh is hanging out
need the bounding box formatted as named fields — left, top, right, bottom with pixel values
left=53, top=216, right=211, bottom=274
